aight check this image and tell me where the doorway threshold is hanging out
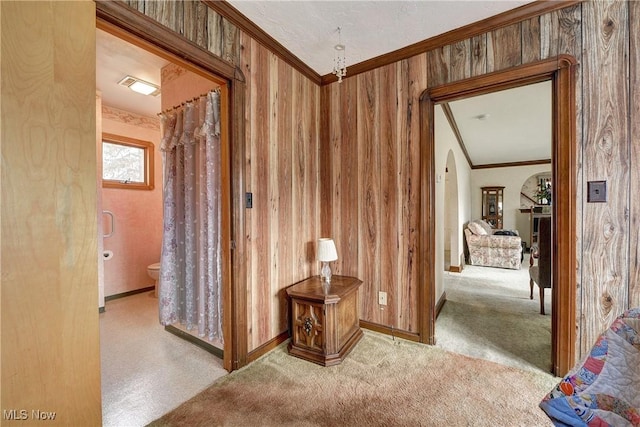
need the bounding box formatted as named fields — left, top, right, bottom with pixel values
left=165, top=325, right=224, bottom=359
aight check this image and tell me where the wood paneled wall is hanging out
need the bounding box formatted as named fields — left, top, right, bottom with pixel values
left=124, top=0, right=320, bottom=353
left=1, top=2, right=102, bottom=424
left=320, top=57, right=426, bottom=332
left=581, top=0, right=630, bottom=353
left=124, top=0, right=240, bottom=64
left=239, top=36, right=320, bottom=351
left=631, top=1, right=640, bottom=309
left=322, top=1, right=640, bottom=359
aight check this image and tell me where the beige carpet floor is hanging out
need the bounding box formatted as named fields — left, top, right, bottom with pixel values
left=150, top=330, right=558, bottom=427
left=436, top=255, right=553, bottom=374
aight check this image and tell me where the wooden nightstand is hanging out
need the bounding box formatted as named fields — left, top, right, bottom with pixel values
left=286, top=275, right=363, bottom=366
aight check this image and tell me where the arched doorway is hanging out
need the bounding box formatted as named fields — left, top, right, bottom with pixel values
left=443, top=150, right=461, bottom=272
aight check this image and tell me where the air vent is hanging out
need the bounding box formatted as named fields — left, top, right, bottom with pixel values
left=117, top=76, right=138, bottom=87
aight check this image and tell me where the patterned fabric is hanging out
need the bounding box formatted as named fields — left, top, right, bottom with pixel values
left=476, top=219, right=494, bottom=235
left=540, top=308, right=640, bottom=426
left=468, top=221, right=488, bottom=235
left=464, top=227, right=522, bottom=270
left=157, top=91, right=223, bottom=342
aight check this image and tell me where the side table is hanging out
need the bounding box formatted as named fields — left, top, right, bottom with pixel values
left=286, top=275, right=363, bottom=366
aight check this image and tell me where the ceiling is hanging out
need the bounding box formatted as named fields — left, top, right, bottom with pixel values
left=226, top=0, right=534, bottom=76
left=96, top=29, right=168, bottom=118
left=96, top=0, right=549, bottom=165
left=442, top=81, right=552, bottom=167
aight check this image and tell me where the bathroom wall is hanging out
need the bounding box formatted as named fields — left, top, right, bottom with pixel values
left=160, top=62, right=220, bottom=110
left=101, top=105, right=163, bottom=296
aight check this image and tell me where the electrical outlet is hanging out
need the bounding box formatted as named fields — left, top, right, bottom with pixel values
left=378, top=291, right=387, bottom=306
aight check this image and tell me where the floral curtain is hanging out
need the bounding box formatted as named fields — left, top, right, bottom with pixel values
left=158, top=90, right=223, bottom=342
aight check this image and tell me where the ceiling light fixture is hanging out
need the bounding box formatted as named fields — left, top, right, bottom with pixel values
left=332, top=27, right=347, bottom=83
left=118, top=75, right=160, bottom=96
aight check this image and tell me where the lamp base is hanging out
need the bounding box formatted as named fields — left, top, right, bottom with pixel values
left=320, top=262, right=332, bottom=284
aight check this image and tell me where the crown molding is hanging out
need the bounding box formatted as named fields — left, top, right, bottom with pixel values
left=203, top=1, right=580, bottom=87
left=320, top=0, right=582, bottom=85
left=203, top=0, right=322, bottom=85
left=472, top=159, right=552, bottom=170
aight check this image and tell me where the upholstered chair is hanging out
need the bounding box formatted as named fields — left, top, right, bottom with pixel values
left=529, top=216, right=551, bottom=315
left=463, top=219, right=523, bottom=270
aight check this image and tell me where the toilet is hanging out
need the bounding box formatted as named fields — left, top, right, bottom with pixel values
left=147, top=262, right=160, bottom=297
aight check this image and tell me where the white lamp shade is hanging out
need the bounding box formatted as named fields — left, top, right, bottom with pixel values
left=317, top=238, right=338, bottom=262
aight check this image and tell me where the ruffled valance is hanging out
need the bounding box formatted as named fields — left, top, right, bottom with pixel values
left=159, top=89, right=221, bottom=152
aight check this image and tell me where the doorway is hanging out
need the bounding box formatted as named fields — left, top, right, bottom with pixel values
left=96, top=16, right=235, bottom=423
left=96, top=18, right=232, bottom=350
left=96, top=0, right=248, bottom=373
left=434, top=84, right=553, bottom=372
left=419, top=56, right=577, bottom=376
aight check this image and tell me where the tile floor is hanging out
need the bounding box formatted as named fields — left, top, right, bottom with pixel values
left=100, top=291, right=227, bottom=427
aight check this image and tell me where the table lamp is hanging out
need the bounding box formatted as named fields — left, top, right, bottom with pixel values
left=317, top=238, right=338, bottom=283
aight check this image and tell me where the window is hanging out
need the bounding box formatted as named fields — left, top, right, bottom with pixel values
left=102, top=133, right=154, bottom=190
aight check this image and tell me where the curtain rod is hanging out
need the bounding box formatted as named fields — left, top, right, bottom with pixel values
left=158, top=87, right=220, bottom=116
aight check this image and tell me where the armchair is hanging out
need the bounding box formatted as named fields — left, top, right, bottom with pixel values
left=464, top=219, right=522, bottom=270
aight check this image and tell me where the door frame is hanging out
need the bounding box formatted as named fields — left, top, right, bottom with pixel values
left=418, top=56, right=577, bottom=376
left=96, top=1, right=248, bottom=372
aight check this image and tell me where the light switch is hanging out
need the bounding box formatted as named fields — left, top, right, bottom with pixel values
left=587, top=181, right=606, bottom=203
left=245, top=192, right=253, bottom=208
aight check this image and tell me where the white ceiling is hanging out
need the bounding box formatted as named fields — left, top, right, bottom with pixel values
left=445, top=81, right=552, bottom=166
left=226, top=0, right=534, bottom=75
left=96, top=1, right=549, bottom=165
left=96, top=29, right=168, bottom=118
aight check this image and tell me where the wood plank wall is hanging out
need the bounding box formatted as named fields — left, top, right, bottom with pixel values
left=125, top=0, right=241, bottom=65
left=581, top=0, right=630, bottom=351
left=125, top=0, right=320, bottom=352
left=631, top=1, right=640, bottom=309
left=240, top=35, right=320, bottom=350
left=320, top=57, right=426, bottom=331
left=130, top=0, right=640, bottom=359
left=322, top=1, right=639, bottom=359
left=1, top=2, right=102, bottom=424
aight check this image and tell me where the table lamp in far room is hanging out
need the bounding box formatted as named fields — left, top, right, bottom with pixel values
left=317, top=238, right=338, bottom=284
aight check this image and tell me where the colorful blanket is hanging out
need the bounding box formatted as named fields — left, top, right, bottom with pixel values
left=540, top=307, right=640, bottom=426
